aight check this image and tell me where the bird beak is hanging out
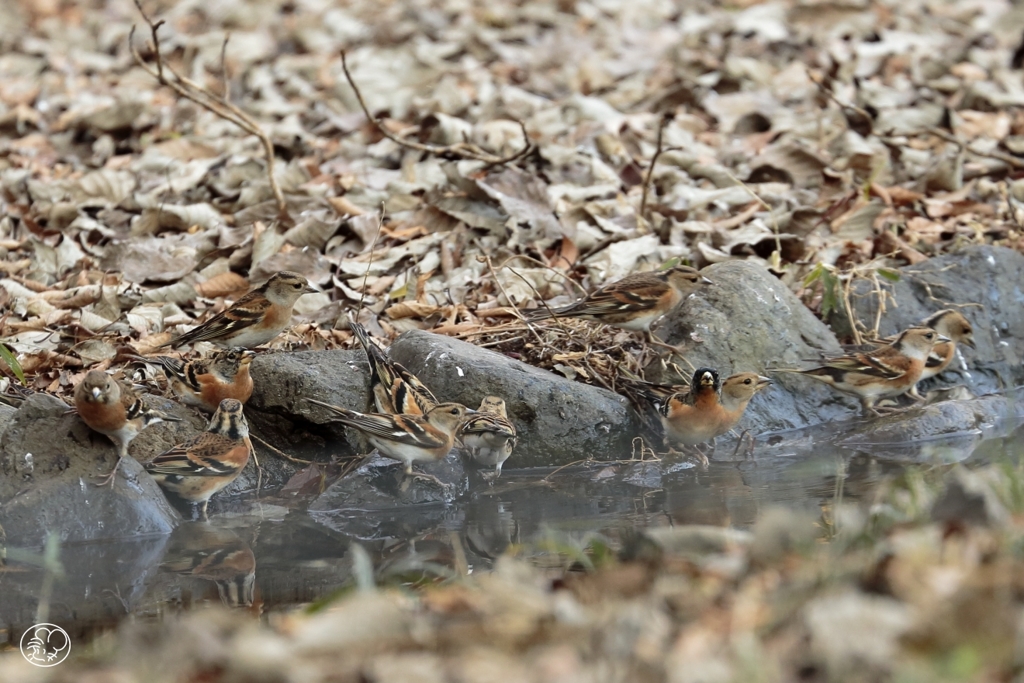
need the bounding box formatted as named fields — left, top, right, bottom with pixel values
left=962, top=338, right=976, bottom=350
left=91, top=387, right=101, bottom=399
left=241, top=350, right=256, bottom=363
left=756, top=375, right=772, bottom=389
left=937, top=334, right=952, bottom=344
left=303, top=285, right=319, bottom=294
left=465, top=408, right=478, bottom=415
left=701, top=276, right=714, bottom=285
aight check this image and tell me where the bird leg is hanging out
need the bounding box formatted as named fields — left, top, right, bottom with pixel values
left=92, top=455, right=123, bottom=487
left=666, top=445, right=710, bottom=469
left=409, top=470, right=448, bottom=489
left=730, top=430, right=756, bottom=460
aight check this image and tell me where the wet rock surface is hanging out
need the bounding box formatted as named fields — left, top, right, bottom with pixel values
left=838, top=395, right=1016, bottom=447
left=388, top=330, right=643, bottom=468
left=845, top=245, right=1024, bottom=395
left=657, top=259, right=860, bottom=431
left=242, top=349, right=372, bottom=486
left=309, top=451, right=467, bottom=538
left=0, top=393, right=181, bottom=546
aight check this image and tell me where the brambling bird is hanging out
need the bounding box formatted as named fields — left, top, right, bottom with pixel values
left=657, top=369, right=771, bottom=447
left=304, top=398, right=472, bottom=476
left=777, top=326, right=949, bottom=415
left=458, top=396, right=517, bottom=478
left=160, top=271, right=316, bottom=349
left=145, top=398, right=251, bottom=519
left=142, top=348, right=256, bottom=413
left=866, top=310, right=975, bottom=399
left=74, top=370, right=180, bottom=486
left=350, top=321, right=437, bottom=415
left=526, top=265, right=712, bottom=347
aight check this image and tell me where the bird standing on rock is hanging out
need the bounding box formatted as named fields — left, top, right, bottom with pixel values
left=859, top=309, right=975, bottom=401
left=350, top=320, right=437, bottom=415
left=145, top=398, right=251, bottom=519
left=140, top=348, right=256, bottom=413
left=656, top=369, right=771, bottom=447
left=73, top=369, right=180, bottom=486
left=776, top=326, right=948, bottom=415
left=459, top=396, right=517, bottom=478
left=525, top=265, right=712, bottom=349
left=304, top=398, right=473, bottom=478
left=159, top=271, right=316, bottom=349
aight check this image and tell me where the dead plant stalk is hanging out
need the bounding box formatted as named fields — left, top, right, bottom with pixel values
left=340, top=51, right=532, bottom=167
left=129, top=0, right=289, bottom=222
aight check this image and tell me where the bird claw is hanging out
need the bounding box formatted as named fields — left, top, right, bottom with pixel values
left=409, top=471, right=448, bottom=489
left=91, top=457, right=122, bottom=488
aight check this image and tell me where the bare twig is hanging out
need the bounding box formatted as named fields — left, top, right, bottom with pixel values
left=129, top=0, right=289, bottom=222
left=639, top=111, right=675, bottom=228
left=926, top=127, right=1024, bottom=170
left=251, top=433, right=312, bottom=465
left=219, top=33, right=231, bottom=103
left=358, top=202, right=386, bottom=312
left=340, top=50, right=532, bottom=167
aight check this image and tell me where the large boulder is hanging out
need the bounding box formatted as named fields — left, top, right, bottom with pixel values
left=0, top=393, right=181, bottom=546
left=388, top=330, right=643, bottom=468
left=244, top=349, right=372, bottom=469
left=843, top=245, right=1024, bottom=395
left=656, top=259, right=860, bottom=432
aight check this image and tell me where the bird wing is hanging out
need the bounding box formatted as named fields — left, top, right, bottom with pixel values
left=352, top=412, right=449, bottom=449
left=562, top=279, right=668, bottom=316
left=164, top=291, right=270, bottom=347
left=822, top=352, right=907, bottom=379
left=146, top=433, right=246, bottom=476
left=459, top=413, right=516, bottom=439
left=308, top=398, right=450, bottom=449
left=151, top=355, right=207, bottom=392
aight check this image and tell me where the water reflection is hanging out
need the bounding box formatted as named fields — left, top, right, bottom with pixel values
left=2, top=417, right=1023, bottom=649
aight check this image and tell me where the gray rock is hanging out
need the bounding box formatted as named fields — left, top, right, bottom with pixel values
left=839, top=395, right=1016, bottom=446
left=244, top=349, right=372, bottom=472
left=0, top=403, right=16, bottom=435
left=0, top=393, right=180, bottom=546
left=388, top=330, right=642, bottom=468
left=844, top=245, right=1024, bottom=395
left=656, top=259, right=859, bottom=432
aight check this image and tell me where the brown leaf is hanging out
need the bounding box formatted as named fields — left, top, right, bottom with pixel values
left=385, top=301, right=440, bottom=319
left=195, top=272, right=249, bottom=299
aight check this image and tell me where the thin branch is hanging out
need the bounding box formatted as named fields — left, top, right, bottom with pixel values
left=130, top=1, right=289, bottom=222
left=251, top=433, right=311, bottom=465
left=340, top=50, right=532, bottom=166
left=358, top=202, right=386, bottom=311
left=926, top=127, right=1024, bottom=170
left=219, top=33, right=231, bottom=103
left=639, top=111, right=674, bottom=228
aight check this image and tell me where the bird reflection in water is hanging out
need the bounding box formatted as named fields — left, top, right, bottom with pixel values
left=160, top=523, right=258, bottom=610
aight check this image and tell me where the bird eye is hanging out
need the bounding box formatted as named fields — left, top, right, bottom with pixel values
left=744, top=378, right=751, bottom=384
left=450, top=408, right=459, bottom=415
